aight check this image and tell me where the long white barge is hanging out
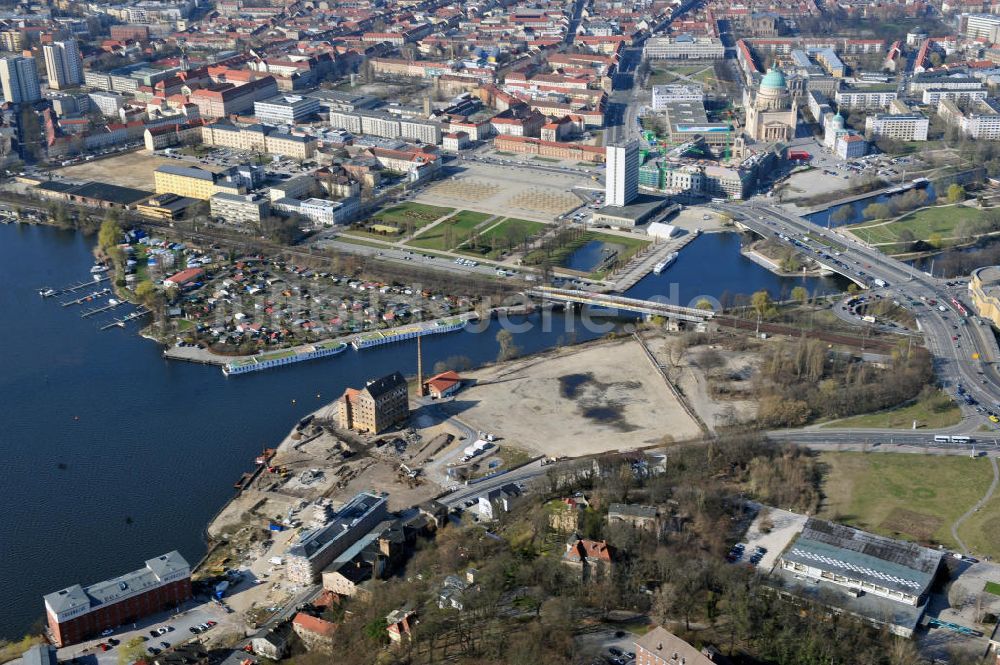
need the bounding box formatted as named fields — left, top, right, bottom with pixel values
left=352, top=317, right=471, bottom=350
left=223, top=341, right=347, bottom=376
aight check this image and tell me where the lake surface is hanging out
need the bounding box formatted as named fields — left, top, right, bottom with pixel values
left=806, top=182, right=937, bottom=228
left=0, top=223, right=844, bottom=637
left=563, top=239, right=617, bottom=272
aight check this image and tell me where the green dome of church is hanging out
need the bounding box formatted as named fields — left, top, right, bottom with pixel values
left=760, top=68, right=787, bottom=90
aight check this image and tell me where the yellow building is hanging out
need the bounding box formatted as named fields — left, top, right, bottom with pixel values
left=201, top=121, right=316, bottom=160
left=153, top=164, right=248, bottom=201
left=154, top=165, right=218, bottom=200
left=970, top=266, right=1000, bottom=327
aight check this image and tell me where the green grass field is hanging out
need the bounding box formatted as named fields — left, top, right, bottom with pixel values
left=848, top=205, right=984, bottom=246
left=954, top=489, right=1000, bottom=561
left=406, top=210, right=493, bottom=251
left=373, top=202, right=454, bottom=230
left=458, top=218, right=547, bottom=258
left=824, top=390, right=962, bottom=429
left=818, top=452, right=995, bottom=552
left=986, top=581, right=1000, bottom=596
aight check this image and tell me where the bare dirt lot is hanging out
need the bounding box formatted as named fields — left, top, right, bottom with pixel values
left=417, top=162, right=591, bottom=222
left=55, top=151, right=191, bottom=189
left=447, top=337, right=702, bottom=457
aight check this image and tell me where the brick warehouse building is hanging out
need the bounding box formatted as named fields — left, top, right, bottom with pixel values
left=44, top=552, right=191, bottom=646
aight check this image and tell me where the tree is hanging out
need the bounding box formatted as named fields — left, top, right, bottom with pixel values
left=134, top=280, right=157, bottom=307
left=98, top=216, right=122, bottom=252
left=750, top=290, right=775, bottom=319
left=695, top=298, right=714, bottom=311
left=496, top=329, right=520, bottom=361
left=863, top=202, right=891, bottom=220
left=791, top=286, right=809, bottom=305
left=947, top=183, right=966, bottom=204
left=830, top=206, right=853, bottom=225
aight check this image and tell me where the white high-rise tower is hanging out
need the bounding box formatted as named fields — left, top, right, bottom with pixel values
left=43, top=39, right=83, bottom=90
left=605, top=142, right=639, bottom=207
left=0, top=56, right=41, bottom=103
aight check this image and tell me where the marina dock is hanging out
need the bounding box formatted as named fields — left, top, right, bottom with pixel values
left=61, top=288, right=111, bottom=307
left=100, top=307, right=150, bottom=330
left=40, top=276, right=110, bottom=297
left=82, top=300, right=127, bottom=318
left=610, top=230, right=700, bottom=292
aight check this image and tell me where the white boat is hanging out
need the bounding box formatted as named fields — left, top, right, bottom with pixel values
left=223, top=341, right=348, bottom=376
left=39, top=288, right=55, bottom=297
left=90, top=264, right=109, bottom=274
left=653, top=252, right=679, bottom=275
left=108, top=299, right=119, bottom=306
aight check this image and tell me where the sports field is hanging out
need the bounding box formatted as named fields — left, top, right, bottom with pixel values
left=818, top=452, right=994, bottom=552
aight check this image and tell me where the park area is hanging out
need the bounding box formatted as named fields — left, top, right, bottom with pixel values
left=345, top=202, right=455, bottom=241
left=847, top=204, right=992, bottom=251
left=406, top=210, right=493, bottom=251
left=524, top=229, right=650, bottom=277
left=818, top=452, right=999, bottom=556
left=456, top=217, right=547, bottom=259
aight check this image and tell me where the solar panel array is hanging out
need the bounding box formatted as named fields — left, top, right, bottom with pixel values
left=788, top=547, right=922, bottom=590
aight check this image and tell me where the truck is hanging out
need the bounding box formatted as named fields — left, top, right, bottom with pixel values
left=873, top=278, right=887, bottom=288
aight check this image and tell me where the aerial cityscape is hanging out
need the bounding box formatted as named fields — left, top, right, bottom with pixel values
left=7, top=0, right=1000, bottom=663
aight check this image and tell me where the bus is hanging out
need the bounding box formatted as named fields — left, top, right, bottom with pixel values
left=934, top=435, right=972, bottom=443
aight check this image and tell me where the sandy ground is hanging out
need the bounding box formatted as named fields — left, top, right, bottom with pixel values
left=416, top=161, right=591, bottom=222
left=649, top=335, right=757, bottom=430
left=54, top=151, right=195, bottom=190
left=448, top=338, right=702, bottom=456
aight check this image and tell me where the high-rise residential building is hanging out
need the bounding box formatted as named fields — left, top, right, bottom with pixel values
left=605, top=142, right=639, bottom=207
left=43, top=40, right=83, bottom=90
left=0, top=56, right=41, bottom=103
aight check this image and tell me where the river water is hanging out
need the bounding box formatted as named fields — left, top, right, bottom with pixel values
left=0, top=223, right=845, bottom=637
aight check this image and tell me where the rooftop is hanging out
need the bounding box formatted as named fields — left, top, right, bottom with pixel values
left=44, top=551, right=189, bottom=617
left=782, top=518, right=943, bottom=598
left=287, top=492, right=387, bottom=560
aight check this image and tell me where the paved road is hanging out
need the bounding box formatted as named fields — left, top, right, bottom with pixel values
left=951, top=456, right=999, bottom=555
left=438, top=459, right=547, bottom=508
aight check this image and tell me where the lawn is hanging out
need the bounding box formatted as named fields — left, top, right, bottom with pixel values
left=954, top=489, right=1000, bottom=561
left=986, top=581, right=1000, bottom=596
left=406, top=210, right=492, bottom=251
left=818, top=452, right=994, bottom=551
left=824, top=390, right=961, bottom=429
left=847, top=205, right=984, bottom=246
left=373, top=202, right=454, bottom=230
left=457, top=217, right=547, bottom=258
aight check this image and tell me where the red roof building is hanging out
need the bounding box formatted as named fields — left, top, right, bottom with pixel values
left=423, top=370, right=462, bottom=398
left=163, top=267, right=205, bottom=288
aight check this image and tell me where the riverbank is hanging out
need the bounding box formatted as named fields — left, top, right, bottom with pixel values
left=163, top=311, right=483, bottom=370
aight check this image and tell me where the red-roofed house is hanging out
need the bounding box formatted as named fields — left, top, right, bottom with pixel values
left=423, top=370, right=462, bottom=398
left=163, top=267, right=205, bottom=289
left=562, top=538, right=613, bottom=582
left=292, top=613, right=337, bottom=652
